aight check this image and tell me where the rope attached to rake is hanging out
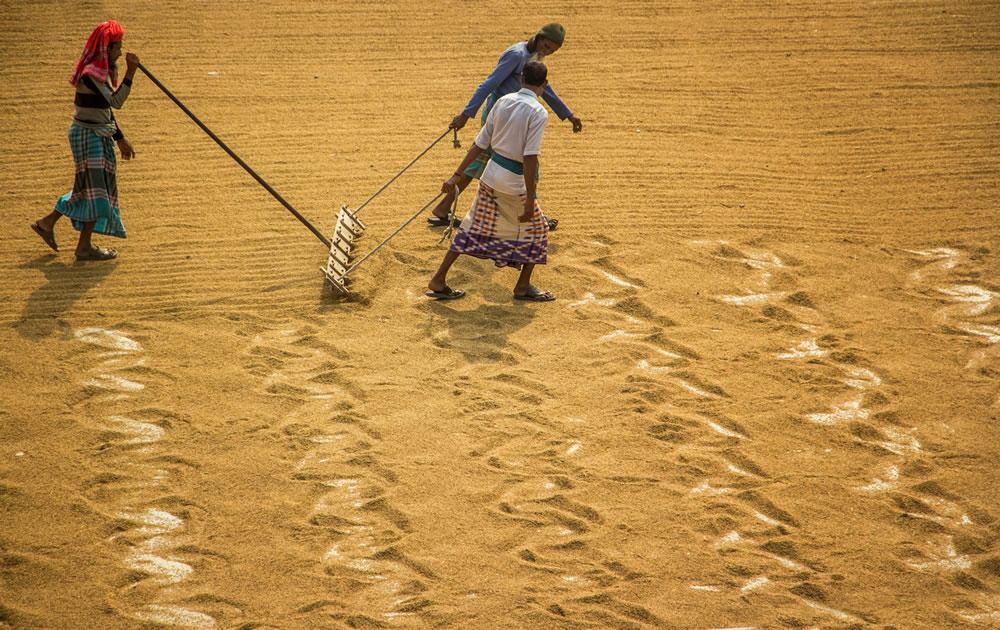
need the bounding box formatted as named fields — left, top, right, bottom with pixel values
left=342, top=132, right=462, bottom=280
left=344, top=179, right=461, bottom=279
left=138, top=61, right=462, bottom=291
left=344, top=191, right=446, bottom=277
left=437, top=183, right=461, bottom=245
left=350, top=129, right=460, bottom=219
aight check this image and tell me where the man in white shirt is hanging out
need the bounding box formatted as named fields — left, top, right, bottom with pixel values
left=426, top=61, right=556, bottom=302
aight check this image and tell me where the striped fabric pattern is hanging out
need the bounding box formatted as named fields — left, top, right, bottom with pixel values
left=54, top=123, right=126, bottom=238
left=462, top=95, right=496, bottom=180
left=462, top=145, right=493, bottom=180
left=449, top=182, right=548, bottom=269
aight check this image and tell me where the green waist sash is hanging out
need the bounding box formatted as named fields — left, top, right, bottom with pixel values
left=490, top=152, right=524, bottom=175
left=489, top=152, right=541, bottom=198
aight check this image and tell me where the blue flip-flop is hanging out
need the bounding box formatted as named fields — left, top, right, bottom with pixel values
left=426, top=287, right=466, bottom=300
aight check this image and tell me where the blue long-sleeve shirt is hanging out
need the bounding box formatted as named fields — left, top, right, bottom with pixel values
left=461, top=42, right=573, bottom=121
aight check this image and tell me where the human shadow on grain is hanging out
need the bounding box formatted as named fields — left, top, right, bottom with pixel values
left=422, top=300, right=536, bottom=364
left=15, top=256, right=116, bottom=339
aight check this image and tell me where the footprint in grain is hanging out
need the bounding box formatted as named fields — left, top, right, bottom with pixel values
left=567, top=253, right=721, bottom=410
left=707, top=242, right=789, bottom=306
left=74, top=328, right=217, bottom=628
left=742, top=248, right=1000, bottom=625
left=685, top=243, right=888, bottom=623
left=249, top=325, right=433, bottom=624
left=452, top=360, right=654, bottom=627
left=905, top=247, right=999, bottom=382
left=478, top=408, right=658, bottom=628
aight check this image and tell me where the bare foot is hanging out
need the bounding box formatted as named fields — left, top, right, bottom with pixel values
left=428, top=279, right=446, bottom=294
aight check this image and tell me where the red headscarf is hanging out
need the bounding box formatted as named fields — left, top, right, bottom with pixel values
left=69, top=20, right=125, bottom=87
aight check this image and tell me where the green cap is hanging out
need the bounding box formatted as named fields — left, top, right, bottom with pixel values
left=537, top=23, right=565, bottom=46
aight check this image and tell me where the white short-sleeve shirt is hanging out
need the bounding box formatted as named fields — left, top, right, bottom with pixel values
left=474, top=88, right=549, bottom=195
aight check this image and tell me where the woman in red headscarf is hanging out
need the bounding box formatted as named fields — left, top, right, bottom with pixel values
left=30, top=20, right=141, bottom=261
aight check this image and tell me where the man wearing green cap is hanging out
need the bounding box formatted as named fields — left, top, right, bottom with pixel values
left=427, top=23, right=582, bottom=229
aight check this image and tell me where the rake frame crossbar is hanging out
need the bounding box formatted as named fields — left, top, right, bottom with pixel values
left=140, top=63, right=460, bottom=295
left=321, top=133, right=456, bottom=295
left=321, top=205, right=367, bottom=294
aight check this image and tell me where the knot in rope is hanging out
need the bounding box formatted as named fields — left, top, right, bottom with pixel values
left=437, top=183, right=461, bottom=245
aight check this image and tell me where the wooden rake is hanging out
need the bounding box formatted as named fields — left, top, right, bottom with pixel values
left=141, top=63, right=456, bottom=295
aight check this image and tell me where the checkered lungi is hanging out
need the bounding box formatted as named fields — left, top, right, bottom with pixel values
left=449, top=182, right=548, bottom=269
left=54, top=123, right=126, bottom=238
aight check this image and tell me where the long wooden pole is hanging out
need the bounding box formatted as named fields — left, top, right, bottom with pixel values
left=138, top=62, right=330, bottom=248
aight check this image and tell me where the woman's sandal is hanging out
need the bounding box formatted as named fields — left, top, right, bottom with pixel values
left=76, top=247, right=118, bottom=261
left=31, top=223, right=59, bottom=251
